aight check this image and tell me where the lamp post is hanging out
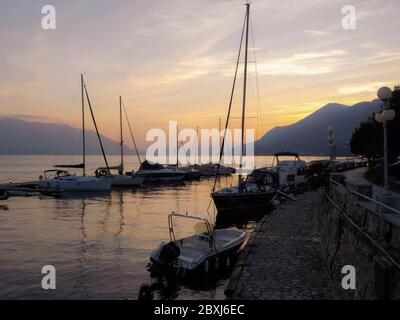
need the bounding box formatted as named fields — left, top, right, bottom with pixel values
left=327, top=125, right=336, bottom=168
left=345, top=140, right=350, bottom=161
left=375, top=87, right=395, bottom=203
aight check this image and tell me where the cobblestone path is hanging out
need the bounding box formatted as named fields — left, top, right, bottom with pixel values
left=231, top=191, right=348, bottom=300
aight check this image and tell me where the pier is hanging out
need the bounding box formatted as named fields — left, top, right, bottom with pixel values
left=227, top=190, right=348, bottom=299
left=227, top=165, right=400, bottom=300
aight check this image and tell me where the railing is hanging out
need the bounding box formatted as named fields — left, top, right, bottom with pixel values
left=324, top=188, right=400, bottom=269
left=329, top=178, right=400, bottom=215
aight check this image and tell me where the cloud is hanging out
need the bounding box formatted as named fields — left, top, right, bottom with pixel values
left=131, top=55, right=235, bottom=87
left=337, top=82, right=385, bottom=95
left=257, top=50, right=347, bottom=76
left=303, top=30, right=330, bottom=36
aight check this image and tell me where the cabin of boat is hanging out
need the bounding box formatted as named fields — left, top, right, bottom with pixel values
left=272, top=152, right=307, bottom=190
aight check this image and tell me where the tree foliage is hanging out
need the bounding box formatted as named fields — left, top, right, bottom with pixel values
left=350, top=85, right=400, bottom=163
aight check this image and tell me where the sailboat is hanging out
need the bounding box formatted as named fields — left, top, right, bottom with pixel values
left=95, top=96, right=145, bottom=187
left=211, top=3, right=276, bottom=215
left=166, top=124, right=201, bottom=181
left=38, top=74, right=111, bottom=192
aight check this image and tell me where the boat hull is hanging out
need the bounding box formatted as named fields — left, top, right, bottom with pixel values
left=106, top=175, right=145, bottom=187
left=155, top=241, right=244, bottom=279
left=39, top=177, right=111, bottom=191
left=211, top=190, right=276, bottom=215
left=136, top=170, right=186, bottom=184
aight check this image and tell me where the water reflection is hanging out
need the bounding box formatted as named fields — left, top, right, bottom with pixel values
left=0, top=156, right=281, bottom=299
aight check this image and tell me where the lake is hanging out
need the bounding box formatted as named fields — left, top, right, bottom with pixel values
left=0, top=155, right=327, bottom=299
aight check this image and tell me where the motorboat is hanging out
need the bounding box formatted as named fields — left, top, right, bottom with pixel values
left=189, top=164, right=235, bottom=177
left=271, top=152, right=307, bottom=191
left=166, top=165, right=201, bottom=181
left=38, top=170, right=111, bottom=191
left=136, top=161, right=186, bottom=184
left=147, top=213, right=247, bottom=276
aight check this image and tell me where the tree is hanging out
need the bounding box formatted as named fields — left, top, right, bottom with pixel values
left=350, top=85, right=400, bottom=168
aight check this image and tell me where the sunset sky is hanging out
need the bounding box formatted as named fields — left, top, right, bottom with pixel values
left=0, top=0, right=399, bottom=149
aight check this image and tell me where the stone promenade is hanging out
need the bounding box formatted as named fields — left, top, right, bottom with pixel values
left=230, top=191, right=349, bottom=300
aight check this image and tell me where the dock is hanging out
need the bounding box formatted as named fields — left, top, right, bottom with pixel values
left=227, top=190, right=350, bottom=300
left=0, top=181, right=40, bottom=190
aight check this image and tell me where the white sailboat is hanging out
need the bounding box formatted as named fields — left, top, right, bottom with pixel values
left=96, top=96, right=145, bottom=187
left=39, top=74, right=111, bottom=192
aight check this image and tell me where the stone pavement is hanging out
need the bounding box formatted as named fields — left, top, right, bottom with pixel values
left=231, top=191, right=349, bottom=300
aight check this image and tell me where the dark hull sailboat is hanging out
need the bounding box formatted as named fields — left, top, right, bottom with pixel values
left=211, top=189, right=276, bottom=215
left=211, top=3, right=276, bottom=218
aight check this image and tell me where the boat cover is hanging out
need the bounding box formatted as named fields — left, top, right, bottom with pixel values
left=140, top=160, right=164, bottom=170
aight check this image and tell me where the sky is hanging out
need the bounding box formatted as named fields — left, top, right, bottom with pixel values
left=0, top=0, right=399, bottom=149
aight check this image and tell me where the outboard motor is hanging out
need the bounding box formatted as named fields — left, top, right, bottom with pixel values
left=149, top=241, right=180, bottom=275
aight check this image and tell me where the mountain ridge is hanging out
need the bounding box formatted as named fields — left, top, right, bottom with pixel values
left=0, top=117, right=136, bottom=155
left=255, top=100, right=381, bottom=156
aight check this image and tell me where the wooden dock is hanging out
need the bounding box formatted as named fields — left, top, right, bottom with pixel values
left=0, top=181, right=40, bottom=191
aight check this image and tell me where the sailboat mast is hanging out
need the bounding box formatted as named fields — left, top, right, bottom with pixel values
left=119, top=96, right=124, bottom=175
left=82, top=77, right=111, bottom=173
left=239, top=3, right=250, bottom=185
left=176, top=125, right=179, bottom=167
left=81, top=74, right=86, bottom=176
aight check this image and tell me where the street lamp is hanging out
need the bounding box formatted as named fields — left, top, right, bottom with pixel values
left=345, top=140, right=350, bottom=161
left=327, top=125, right=336, bottom=168
left=375, top=86, right=395, bottom=204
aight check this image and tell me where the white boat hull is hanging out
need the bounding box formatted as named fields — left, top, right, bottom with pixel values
left=39, top=176, right=111, bottom=191
left=101, top=174, right=145, bottom=187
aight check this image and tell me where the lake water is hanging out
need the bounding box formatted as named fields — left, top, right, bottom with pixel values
left=0, top=155, right=327, bottom=300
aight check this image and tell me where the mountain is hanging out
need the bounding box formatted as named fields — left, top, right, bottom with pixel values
left=255, top=100, right=382, bottom=156
left=0, top=117, right=135, bottom=155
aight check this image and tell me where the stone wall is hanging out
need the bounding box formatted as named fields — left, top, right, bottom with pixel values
left=317, top=176, right=400, bottom=299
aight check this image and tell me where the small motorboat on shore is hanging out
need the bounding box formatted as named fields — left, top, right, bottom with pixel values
left=147, top=213, right=247, bottom=277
